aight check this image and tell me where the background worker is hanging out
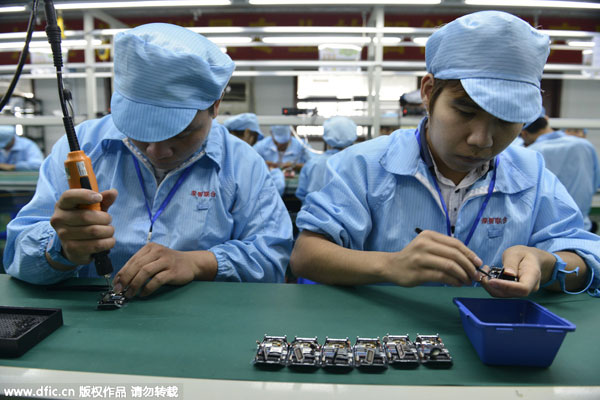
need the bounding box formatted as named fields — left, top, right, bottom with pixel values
left=522, top=111, right=600, bottom=233
left=290, top=11, right=600, bottom=298
left=253, top=125, right=312, bottom=173
left=223, top=113, right=264, bottom=146
left=4, top=23, right=293, bottom=296
left=296, top=116, right=357, bottom=202
left=222, top=113, right=285, bottom=194
left=0, top=125, right=44, bottom=171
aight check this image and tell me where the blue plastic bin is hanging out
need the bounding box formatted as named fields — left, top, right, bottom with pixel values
left=453, top=297, right=575, bottom=367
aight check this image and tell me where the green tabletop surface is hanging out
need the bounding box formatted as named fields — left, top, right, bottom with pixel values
left=0, top=275, right=598, bottom=386
left=0, top=171, right=39, bottom=183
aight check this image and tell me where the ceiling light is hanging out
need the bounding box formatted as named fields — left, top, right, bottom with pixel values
left=464, top=0, right=600, bottom=10
left=251, top=0, right=440, bottom=4
left=412, top=37, right=429, bottom=46
left=55, top=1, right=230, bottom=10
left=0, top=6, right=27, bottom=13
left=206, top=36, right=253, bottom=45
left=0, top=39, right=102, bottom=50
left=262, top=36, right=371, bottom=45
left=566, top=41, right=595, bottom=47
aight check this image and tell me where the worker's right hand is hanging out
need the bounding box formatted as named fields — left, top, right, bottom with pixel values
left=382, top=229, right=484, bottom=287
left=50, top=188, right=118, bottom=265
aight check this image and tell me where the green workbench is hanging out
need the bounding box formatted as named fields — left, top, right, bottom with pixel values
left=0, top=275, right=598, bottom=387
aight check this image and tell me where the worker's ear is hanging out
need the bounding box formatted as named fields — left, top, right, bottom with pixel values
left=420, top=73, right=434, bottom=114
left=211, top=97, right=223, bottom=118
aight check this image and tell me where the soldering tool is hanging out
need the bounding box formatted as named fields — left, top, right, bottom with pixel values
left=44, top=0, right=113, bottom=286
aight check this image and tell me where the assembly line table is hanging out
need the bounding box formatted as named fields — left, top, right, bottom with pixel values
left=0, top=275, right=598, bottom=399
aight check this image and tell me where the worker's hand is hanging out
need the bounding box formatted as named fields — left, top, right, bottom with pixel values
left=113, top=243, right=218, bottom=298
left=480, top=245, right=553, bottom=298
left=383, top=229, right=484, bottom=287
left=50, top=188, right=117, bottom=265
left=0, top=163, right=16, bottom=171
left=265, top=161, right=279, bottom=169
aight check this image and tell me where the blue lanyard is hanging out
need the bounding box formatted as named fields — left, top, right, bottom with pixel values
left=132, top=156, right=193, bottom=241
left=416, top=129, right=498, bottom=246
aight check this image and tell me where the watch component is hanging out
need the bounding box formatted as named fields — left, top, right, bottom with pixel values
left=415, top=334, right=453, bottom=368
left=382, top=334, right=419, bottom=368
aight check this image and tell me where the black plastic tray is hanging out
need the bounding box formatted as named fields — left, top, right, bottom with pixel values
left=0, top=306, right=63, bottom=358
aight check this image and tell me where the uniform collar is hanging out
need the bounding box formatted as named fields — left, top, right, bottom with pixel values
left=9, top=136, right=25, bottom=151
left=111, top=116, right=224, bottom=172
left=380, top=117, right=535, bottom=194
left=534, top=130, right=566, bottom=144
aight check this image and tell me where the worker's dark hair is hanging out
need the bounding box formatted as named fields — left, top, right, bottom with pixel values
left=428, top=78, right=463, bottom=115
left=523, top=117, right=548, bottom=134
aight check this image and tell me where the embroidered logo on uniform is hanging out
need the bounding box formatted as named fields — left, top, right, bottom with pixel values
left=191, top=190, right=216, bottom=198
left=481, top=217, right=507, bottom=225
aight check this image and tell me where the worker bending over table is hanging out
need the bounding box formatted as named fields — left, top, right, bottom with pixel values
left=291, top=11, right=600, bottom=298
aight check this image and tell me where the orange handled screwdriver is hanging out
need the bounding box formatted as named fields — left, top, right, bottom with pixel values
left=45, top=0, right=113, bottom=280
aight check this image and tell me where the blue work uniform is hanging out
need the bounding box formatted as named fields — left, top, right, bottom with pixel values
left=270, top=168, right=285, bottom=196
left=296, top=149, right=340, bottom=202
left=296, top=118, right=600, bottom=295
left=4, top=116, right=293, bottom=284
left=528, top=130, right=600, bottom=231
left=253, top=137, right=312, bottom=165
left=0, top=136, right=44, bottom=171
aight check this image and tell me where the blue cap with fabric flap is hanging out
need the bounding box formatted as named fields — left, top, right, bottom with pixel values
left=111, top=23, right=235, bottom=142
left=271, top=125, right=292, bottom=143
left=323, top=116, right=357, bottom=148
left=224, top=113, right=264, bottom=140
left=425, top=11, right=549, bottom=124
left=0, top=125, right=16, bottom=148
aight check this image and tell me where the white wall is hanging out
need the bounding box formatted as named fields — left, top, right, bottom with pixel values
left=560, top=79, right=600, bottom=154
left=253, top=76, right=295, bottom=137
left=35, top=77, right=109, bottom=156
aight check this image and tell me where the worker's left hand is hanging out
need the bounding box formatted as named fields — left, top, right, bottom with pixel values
left=480, top=245, right=554, bottom=298
left=112, top=243, right=218, bottom=298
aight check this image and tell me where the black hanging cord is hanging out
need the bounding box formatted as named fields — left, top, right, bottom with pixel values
left=0, top=0, right=40, bottom=112
left=43, top=0, right=80, bottom=152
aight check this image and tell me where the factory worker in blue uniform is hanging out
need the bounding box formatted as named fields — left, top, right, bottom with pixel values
left=223, top=113, right=264, bottom=146
left=4, top=23, right=293, bottom=295
left=291, top=11, right=600, bottom=298
left=253, top=125, right=313, bottom=173
left=0, top=125, right=44, bottom=171
left=223, top=113, right=284, bottom=195
left=522, top=111, right=600, bottom=232
left=296, top=116, right=357, bottom=202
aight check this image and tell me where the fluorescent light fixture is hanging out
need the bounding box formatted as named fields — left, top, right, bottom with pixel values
left=0, top=39, right=102, bottom=50
left=206, top=36, right=253, bottom=45
left=0, top=31, right=78, bottom=40
left=263, top=36, right=371, bottom=45
left=412, top=37, right=429, bottom=46
left=251, top=0, right=440, bottom=4
left=464, top=0, right=600, bottom=10
left=373, top=37, right=403, bottom=45
left=55, top=1, right=230, bottom=10
left=0, top=6, right=27, bottom=13
left=567, top=40, right=595, bottom=47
